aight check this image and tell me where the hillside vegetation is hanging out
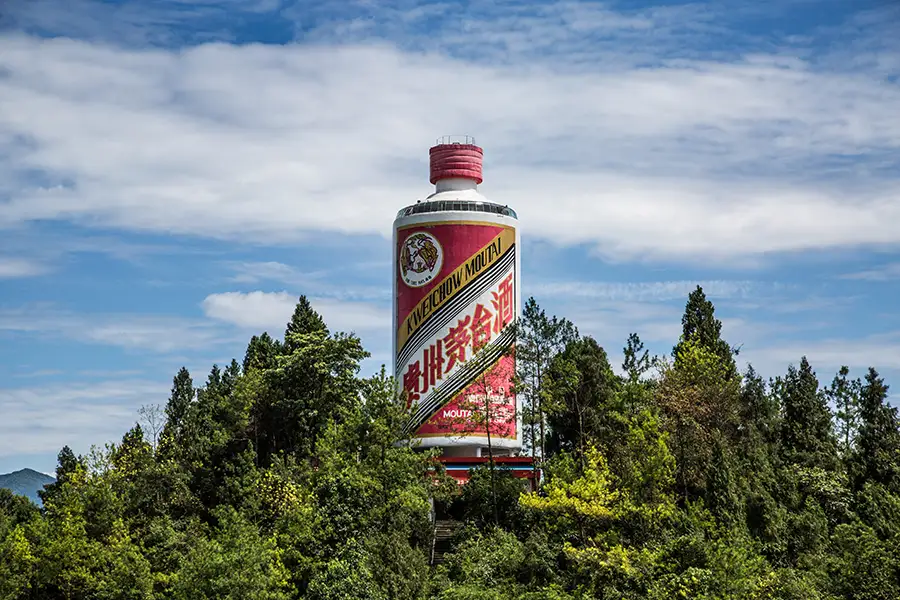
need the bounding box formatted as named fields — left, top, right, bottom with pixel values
left=2, top=289, right=899, bottom=599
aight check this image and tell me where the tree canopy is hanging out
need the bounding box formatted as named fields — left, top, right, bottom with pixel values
left=3, top=290, right=899, bottom=599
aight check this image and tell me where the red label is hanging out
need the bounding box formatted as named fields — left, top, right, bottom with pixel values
left=395, top=220, right=518, bottom=443
left=416, top=354, right=517, bottom=439
left=397, top=223, right=505, bottom=326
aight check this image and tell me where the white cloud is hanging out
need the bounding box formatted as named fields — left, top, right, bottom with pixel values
left=840, top=262, right=900, bottom=281
left=227, top=261, right=310, bottom=284
left=738, top=332, right=900, bottom=390
left=201, top=291, right=388, bottom=335
left=0, top=23, right=897, bottom=263
left=202, top=291, right=297, bottom=330
left=0, top=378, right=166, bottom=458
left=0, top=306, right=227, bottom=353
left=0, top=256, right=50, bottom=278
left=530, top=280, right=767, bottom=303
left=222, top=261, right=392, bottom=301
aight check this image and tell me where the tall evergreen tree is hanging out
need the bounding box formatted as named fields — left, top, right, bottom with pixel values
left=673, top=286, right=738, bottom=380
left=826, top=366, right=861, bottom=463
left=545, top=337, right=620, bottom=466
left=779, top=357, right=840, bottom=471
left=37, top=445, right=83, bottom=505
left=283, top=295, right=327, bottom=352
left=736, top=365, right=779, bottom=505
left=706, top=433, right=743, bottom=528
left=256, top=298, right=369, bottom=463
left=853, top=368, right=900, bottom=491
left=202, top=364, right=223, bottom=400
left=164, top=367, right=195, bottom=433
left=621, top=332, right=654, bottom=415
left=222, top=359, right=242, bottom=397
left=658, top=336, right=741, bottom=502
left=739, top=365, right=779, bottom=446
left=516, top=297, right=578, bottom=462
left=243, top=332, right=281, bottom=372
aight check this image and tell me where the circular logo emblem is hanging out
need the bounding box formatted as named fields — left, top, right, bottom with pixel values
left=400, top=231, right=443, bottom=288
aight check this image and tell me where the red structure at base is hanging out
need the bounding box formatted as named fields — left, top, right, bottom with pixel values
left=435, top=456, right=540, bottom=492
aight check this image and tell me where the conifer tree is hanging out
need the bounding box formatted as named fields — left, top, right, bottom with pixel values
left=221, top=359, right=242, bottom=397
left=283, top=295, right=327, bottom=353
left=826, top=366, right=861, bottom=463
left=545, top=337, right=619, bottom=466
left=853, top=368, right=900, bottom=491
left=516, top=297, right=578, bottom=462
left=261, top=297, right=368, bottom=462
left=739, top=365, right=779, bottom=445
left=658, top=336, right=741, bottom=502
left=164, top=366, right=195, bottom=434
left=673, top=286, right=738, bottom=381
left=622, top=332, right=654, bottom=415
left=779, top=357, right=840, bottom=471
left=202, top=364, right=223, bottom=401
left=736, top=365, right=779, bottom=510
left=37, top=445, right=84, bottom=505
left=706, top=433, right=743, bottom=528
left=243, top=332, right=281, bottom=372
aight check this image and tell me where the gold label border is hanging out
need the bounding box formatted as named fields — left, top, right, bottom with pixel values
left=397, top=225, right=515, bottom=351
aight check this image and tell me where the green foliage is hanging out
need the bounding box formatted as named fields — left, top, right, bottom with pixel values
left=673, top=285, right=739, bottom=381
left=778, top=357, right=841, bottom=472
left=516, top=297, right=579, bottom=461
left=3, top=287, right=900, bottom=599
left=827, top=365, right=861, bottom=461
left=451, top=466, right=528, bottom=532
left=172, top=507, right=290, bottom=599
left=825, top=522, right=900, bottom=599
left=852, top=368, right=900, bottom=491
left=443, top=527, right=525, bottom=589
left=621, top=332, right=655, bottom=415
left=657, top=336, right=742, bottom=502
left=0, top=524, right=36, bottom=600
left=545, top=336, right=621, bottom=463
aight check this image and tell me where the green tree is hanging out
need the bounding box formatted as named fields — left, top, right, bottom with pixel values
left=516, top=297, right=578, bottom=463
left=160, top=367, right=195, bottom=454
left=673, top=286, right=739, bottom=381
left=778, top=357, right=840, bottom=472
left=243, top=332, right=282, bottom=372
left=0, top=523, right=37, bottom=600
left=38, top=445, right=84, bottom=506
left=826, top=366, right=861, bottom=463
left=256, top=298, right=369, bottom=463
left=544, top=336, right=620, bottom=468
left=739, top=365, right=779, bottom=446
left=705, top=433, right=744, bottom=529
left=657, top=337, right=742, bottom=502
left=621, top=332, right=655, bottom=415
left=283, top=295, right=327, bottom=352
left=852, top=368, right=900, bottom=491
left=825, top=522, right=900, bottom=599
left=171, top=507, right=290, bottom=600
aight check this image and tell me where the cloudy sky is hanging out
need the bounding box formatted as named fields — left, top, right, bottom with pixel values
left=1, top=0, right=899, bottom=474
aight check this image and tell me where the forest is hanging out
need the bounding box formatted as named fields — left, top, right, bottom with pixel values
left=2, top=286, right=899, bottom=599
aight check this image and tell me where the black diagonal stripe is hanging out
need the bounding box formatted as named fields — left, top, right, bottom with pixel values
left=397, top=246, right=515, bottom=371
left=405, top=327, right=516, bottom=434
left=397, top=247, right=515, bottom=368
left=411, top=326, right=515, bottom=425
left=406, top=341, right=512, bottom=435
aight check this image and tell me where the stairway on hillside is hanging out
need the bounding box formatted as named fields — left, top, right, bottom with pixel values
left=431, top=519, right=462, bottom=565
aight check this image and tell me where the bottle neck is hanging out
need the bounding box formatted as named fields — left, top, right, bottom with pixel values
left=435, top=178, right=478, bottom=193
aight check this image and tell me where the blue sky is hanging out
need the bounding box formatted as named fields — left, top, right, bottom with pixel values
left=1, top=0, right=899, bottom=474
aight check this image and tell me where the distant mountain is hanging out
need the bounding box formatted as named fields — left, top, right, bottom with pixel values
left=0, top=468, right=55, bottom=505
